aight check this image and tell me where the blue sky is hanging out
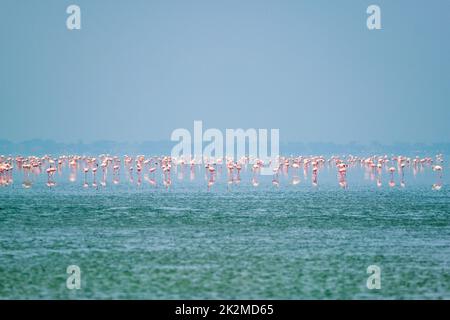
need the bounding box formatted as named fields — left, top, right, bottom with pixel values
left=1, top=0, right=449, bottom=144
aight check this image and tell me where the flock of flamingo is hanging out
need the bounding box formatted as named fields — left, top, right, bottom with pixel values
left=0, top=154, right=444, bottom=190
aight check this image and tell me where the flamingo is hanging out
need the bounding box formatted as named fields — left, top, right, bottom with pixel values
left=337, top=163, right=347, bottom=189
left=113, top=164, right=120, bottom=185
left=100, top=161, right=107, bottom=187
left=83, top=167, right=89, bottom=188
left=312, top=165, right=318, bottom=187
left=292, top=161, right=301, bottom=185
left=46, top=166, right=56, bottom=187
left=22, top=163, right=32, bottom=188
left=388, top=167, right=396, bottom=187
left=272, top=166, right=280, bottom=187
left=432, top=165, right=443, bottom=190
left=92, top=165, right=98, bottom=188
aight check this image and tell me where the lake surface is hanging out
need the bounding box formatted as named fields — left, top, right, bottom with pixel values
left=0, top=163, right=449, bottom=299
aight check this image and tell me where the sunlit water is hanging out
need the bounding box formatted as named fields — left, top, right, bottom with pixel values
left=0, top=163, right=449, bottom=299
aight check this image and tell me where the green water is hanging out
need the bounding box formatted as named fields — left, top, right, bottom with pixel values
left=1, top=180, right=449, bottom=299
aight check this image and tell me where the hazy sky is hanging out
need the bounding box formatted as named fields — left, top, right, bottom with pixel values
left=1, top=0, right=449, bottom=144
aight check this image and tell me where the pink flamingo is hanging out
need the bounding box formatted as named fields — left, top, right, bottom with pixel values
left=92, top=165, right=98, bottom=188
left=136, top=162, right=142, bottom=186
left=207, top=165, right=216, bottom=190
left=312, top=164, right=318, bottom=187
left=388, top=167, right=396, bottom=187
left=190, top=159, right=196, bottom=181
left=399, top=163, right=406, bottom=188
left=337, top=162, right=347, bottom=189
left=22, top=163, right=32, bottom=188
left=376, top=162, right=383, bottom=187
left=234, top=163, right=242, bottom=185
left=292, top=161, right=301, bottom=185
left=46, top=166, right=57, bottom=187
left=113, top=164, right=120, bottom=185
left=272, top=166, right=280, bottom=187
left=100, top=161, right=107, bottom=187
left=83, top=167, right=89, bottom=188
left=251, top=162, right=260, bottom=187
left=162, top=158, right=172, bottom=189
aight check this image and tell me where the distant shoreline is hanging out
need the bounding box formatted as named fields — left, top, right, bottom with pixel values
left=1, top=140, right=449, bottom=157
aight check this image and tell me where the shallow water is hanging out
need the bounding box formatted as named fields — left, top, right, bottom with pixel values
left=0, top=164, right=449, bottom=299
